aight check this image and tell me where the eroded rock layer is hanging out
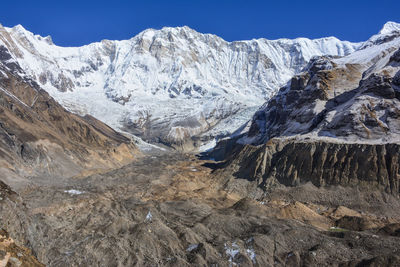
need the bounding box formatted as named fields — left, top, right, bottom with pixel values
left=220, top=140, right=400, bottom=194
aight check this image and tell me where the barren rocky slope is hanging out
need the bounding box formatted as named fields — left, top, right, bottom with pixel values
left=0, top=42, right=137, bottom=189
left=1, top=153, right=400, bottom=266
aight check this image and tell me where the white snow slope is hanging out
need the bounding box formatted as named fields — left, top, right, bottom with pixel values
left=0, top=23, right=364, bottom=150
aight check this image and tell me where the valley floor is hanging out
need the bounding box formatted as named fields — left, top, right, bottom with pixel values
left=2, top=151, right=400, bottom=266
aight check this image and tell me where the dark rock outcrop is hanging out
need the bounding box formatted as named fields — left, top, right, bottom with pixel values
left=362, top=73, right=395, bottom=99
left=379, top=223, right=400, bottom=237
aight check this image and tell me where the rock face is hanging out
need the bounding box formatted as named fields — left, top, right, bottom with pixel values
left=0, top=41, right=137, bottom=187
left=222, top=140, right=399, bottom=194
left=0, top=23, right=360, bottom=150
left=215, top=22, right=400, bottom=194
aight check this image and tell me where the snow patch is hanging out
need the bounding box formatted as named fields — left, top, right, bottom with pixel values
left=246, top=248, right=256, bottom=263
left=145, top=211, right=153, bottom=222
left=198, top=139, right=216, bottom=152
left=224, top=242, right=240, bottom=266
left=186, top=244, right=199, bottom=252
left=64, top=189, right=84, bottom=195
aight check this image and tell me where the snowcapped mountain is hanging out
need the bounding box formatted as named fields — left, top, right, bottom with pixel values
left=238, top=21, right=400, bottom=146
left=0, top=23, right=361, bottom=150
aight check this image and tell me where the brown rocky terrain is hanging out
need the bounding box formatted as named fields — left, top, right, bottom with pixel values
left=0, top=229, right=44, bottom=267
left=0, top=153, right=399, bottom=266
left=0, top=181, right=43, bottom=267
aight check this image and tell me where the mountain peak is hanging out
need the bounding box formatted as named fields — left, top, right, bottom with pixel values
left=161, top=25, right=195, bottom=32
left=38, top=35, right=53, bottom=45
left=11, top=24, right=29, bottom=34
left=138, top=25, right=201, bottom=39
left=379, top=21, right=400, bottom=35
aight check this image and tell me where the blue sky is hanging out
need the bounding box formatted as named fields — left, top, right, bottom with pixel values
left=1, top=0, right=399, bottom=46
